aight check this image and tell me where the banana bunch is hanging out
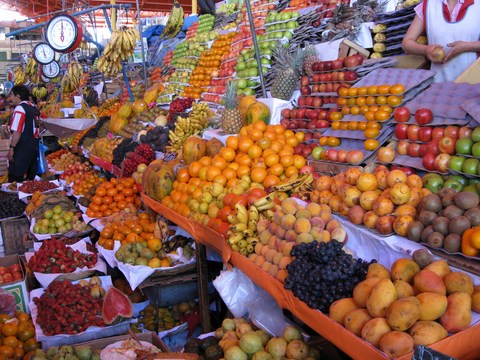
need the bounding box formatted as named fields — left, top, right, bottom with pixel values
left=32, top=86, right=48, bottom=99
left=271, top=173, right=315, bottom=194
left=167, top=102, right=213, bottom=152
left=62, top=61, right=83, bottom=93
left=226, top=203, right=260, bottom=255
left=13, top=66, right=26, bottom=86
left=160, top=0, right=184, bottom=40
left=97, top=27, right=140, bottom=77
left=25, top=58, right=38, bottom=82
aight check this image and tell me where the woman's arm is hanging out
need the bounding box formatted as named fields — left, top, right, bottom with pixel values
left=445, top=41, right=480, bottom=62
left=402, top=15, right=445, bottom=63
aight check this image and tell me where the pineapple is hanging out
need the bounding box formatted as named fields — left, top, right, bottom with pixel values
left=271, top=46, right=305, bottom=101
left=303, top=45, right=320, bottom=77
left=221, top=82, right=243, bottom=134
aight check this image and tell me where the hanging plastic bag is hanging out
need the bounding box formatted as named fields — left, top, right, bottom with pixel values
left=213, top=268, right=256, bottom=318
left=37, top=139, right=48, bottom=175
left=0, top=289, right=17, bottom=317
left=247, top=288, right=286, bottom=337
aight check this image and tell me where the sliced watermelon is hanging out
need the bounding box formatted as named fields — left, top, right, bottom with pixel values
left=102, top=286, right=134, bottom=324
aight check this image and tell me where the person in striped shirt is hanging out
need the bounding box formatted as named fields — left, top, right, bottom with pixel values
left=7, top=85, right=41, bottom=183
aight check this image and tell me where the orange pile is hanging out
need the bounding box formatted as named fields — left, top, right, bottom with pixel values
left=97, top=212, right=162, bottom=251
left=162, top=123, right=307, bottom=217
left=0, top=312, right=38, bottom=360
left=70, top=172, right=106, bottom=196
left=85, top=177, right=140, bottom=218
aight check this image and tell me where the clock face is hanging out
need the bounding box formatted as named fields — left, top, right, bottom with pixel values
left=46, top=14, right=81, bottom=53
left=33, top=43, right=55, bottom=65
left=42, top=61, right=60, bottom=78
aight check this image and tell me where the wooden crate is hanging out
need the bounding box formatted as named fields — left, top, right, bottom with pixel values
left=455, top=57, right=480, bottom=84
left=338, top=39, right=370, bottom=58
left=0, top=217, right=30, bottom=255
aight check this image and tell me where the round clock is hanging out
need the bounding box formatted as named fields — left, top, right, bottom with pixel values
left=33, top=42, right=55, bottom=65
left=46, top=14, right=83, bottom=53
left=42, top=61, right=60, bottom=79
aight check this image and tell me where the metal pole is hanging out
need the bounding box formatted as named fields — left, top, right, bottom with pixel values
left=244, top=0, right=267, bottom=98
left=135, top=0, right=148, bottom=87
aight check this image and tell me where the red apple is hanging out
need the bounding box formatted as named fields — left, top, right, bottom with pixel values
left=332, top=59, right=344, bottom=70
left=316, top=120, right=329, bottom=128
left=318, top=84, right=326, bottom=93
left=312, top=73, right=321, bottom=82
left=301, top=86, right=312, bottom=95
left=301, top=76, right=310, bottom=86
left=299, top=165, right=315, bottom=174
left=444, top=125, right=459, bottom=140
left=337, top=149, right=348, bottom=162
left=395, top=124, right=409, bottom=140
left=344, top=71, right=358, bottom=81
left=313, top=97, right=323, bottom=107
left=343, top=55, right=363, bottom=67
left=434, top=153, right=451, bottom=172
left=415, top=108, right=433, bottom=125
left=418, top=126, right=433, bottom=142
left=397, top=140, right=409, bottom=155
left=432, top=127, right=445, bottom=140
left=438, top=136, right=456, bottom=154
left=325, top=83, right=333, bottom=92
left=337, top=72, right=345, bottom=81
left=324, top=61, right=332, bottom=71
left=393, top=107, right=411, bottom=122
left=459, top=126, right=473, bottom=139
left=326, top=149, right=338, bottom=161
left=312, top=84, right=319, bottom=92
left=331, top=72, right=338, bottom=82
left=407, top=125, right=420, bottom=141
left=281, top=109, right=291, bottom=118
left=407, top=143, right=421, bottom=157
left=298, top=97, right=306, bottom=107
left=419, top=143, right=429, bottom=157
left=422, top=153, right=436, bottom=171
left=318, top=110, right=328, bottom=120
left=305, top=97, right=314, bottom=107
left=290, top=109, right=298, bottom=118
left=297, top=108, right=306, bottom=119
left=427, top=139, right=440, bottom=156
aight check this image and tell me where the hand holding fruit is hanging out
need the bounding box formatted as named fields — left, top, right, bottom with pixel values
left=425, top=45, right=446, bottom=63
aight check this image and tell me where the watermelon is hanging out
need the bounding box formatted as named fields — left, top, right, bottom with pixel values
left=101, top=286, right=134, bottom=324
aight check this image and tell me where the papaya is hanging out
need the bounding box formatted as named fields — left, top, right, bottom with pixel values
left=109, top=113, right=129, bottom=134
left=118, top=102, right=133, bottom=118
left=144, top=83, right=160, bottom=104
left=133, top=99, right=147, bottom=114
left=246, top=102, right=270, bottom=125
left=182, top=136, right=207, bottom=165
left=238, top=95, right=257, bottom=121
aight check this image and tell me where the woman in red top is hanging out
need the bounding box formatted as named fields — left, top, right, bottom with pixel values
left=7, top=85, right=41, bottom=182
left=402, top=0, right=480, bottom=82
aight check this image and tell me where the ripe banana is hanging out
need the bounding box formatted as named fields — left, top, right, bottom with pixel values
left=62, top=61, right=84, bottom=93
left=271, top=173, right=315, bottom=193
left=13, top=66, right=26, bottom=86
left=160, top=0, right=184, bottom=39
left=25, top=58, right=38, bottom=82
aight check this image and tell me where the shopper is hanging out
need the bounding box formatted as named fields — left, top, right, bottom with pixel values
left=7, top=85, right=41, bottom=183
left=402, top=0, right=480, bottom=82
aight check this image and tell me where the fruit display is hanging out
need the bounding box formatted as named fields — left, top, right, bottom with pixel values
left=309, top=167, right=426, bottom=236
left=406, top=189, right=480, bottom=256
left=0, top=311, right=38, bottom=358
left=137, top=300, right=197, bottom=332
left=0, top=263, right=23, bottom=285
left=167, top=97, right=194, bottom=122
left=112, top=138, right=139, bottom=167
left=32, top=203, right=88, bottom=234
left=196, top=14, right=215, bottom=34
left=86, top=137, right=122, bottom=162
left=270, top=46, right=305, bottom=101
left=115, top=241, right=174, bottom=268
left=46, top=150, right=81, bottom=171
left=33, top=279, right=106, bottom=335
left=97, top=212, right=161, bottom=250
left=85, top=177, right=140, bottom=219
left=69, top=171, right=106, bottom=197
left=61, top=61, right=84, bottom=93
left=121, top=143, right=155, bottom=177
left=138, top=126, right=170, bottom=152
left=113, top=278, right=147, bottom=303
left=33, top=344, right=102, bottom=360
left=330, top=257, right=480, bottom=357
left=18, top=180, right=58, bottom=194
left=78, top=116, right=111, bottom=147
left=0, top=191, right=26, bottom=218
left=28, top=239, right=97, bottom=273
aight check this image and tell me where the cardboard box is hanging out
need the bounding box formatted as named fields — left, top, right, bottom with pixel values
left=0, top=254, right=29, bottom=313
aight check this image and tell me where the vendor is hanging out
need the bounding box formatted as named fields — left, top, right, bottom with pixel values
left=7, top=85, right=41, bottom=183
left=402, top=0, right=480, bottom=82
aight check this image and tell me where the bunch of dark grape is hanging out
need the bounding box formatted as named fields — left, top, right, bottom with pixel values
left=0, top=191, right=26, bottom=218
left=167, top=97, right=194, bottom=122
left=284, top=241, right=373, bottom=313
left=112, top=138, right=138, bottom=167
left=78, top=116, right=110, bottom=146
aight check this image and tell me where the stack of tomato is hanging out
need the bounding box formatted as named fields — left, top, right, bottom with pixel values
left=0, top=312, right=38, bottom=359
left=0, top=264, right=23, bottom=285
left=85, top=178, right=140, bottom=218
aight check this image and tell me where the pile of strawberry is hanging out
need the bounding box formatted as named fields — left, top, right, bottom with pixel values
left=33, top=280, right=105, bottom=335
left=122, top=143, right=155, bottom=177
left=29, top=238, right=97, bottom=273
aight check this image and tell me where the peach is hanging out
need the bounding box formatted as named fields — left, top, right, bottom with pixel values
left=275, top=226, right=286, bottom=240
left=268, top=236, right=280, bottom=249
left=326, top=219, right=342, bottom=233
left=310, top=217, right=325, bottom=229
left=309, top=227, right=324, bottom=242
left=294, top=218, right=311, bottom=234
left=269, top=222, right=278, bottom=234
left=256, top=219, right=270, bottom=233
left=279, top=256, right=292, bottom=270
left=331, top=228, right=347, bottom=243
left=285, top=229, right=297, bottom=242
left=295, top=208, right=312, bottom=220
left=322, top=230, right=331, bottom=242
left=265, top=249, right=277, bottom=262
left=281, top=198, right=298, bottom=215
left=261, top=261, right=272, bottom=272
left=296, top=233, right=314, bottom=244
left=281, top=214, right=296, bottom=230
left=249, top=254, right=257, bottom=263
left=259, top=230, right=272, bottom=244
left=255, top=242, right=264, bottom=255
left=273, top=251, right=284, bottom=265
left=261, top=244, right=270, bottom=257
left=254, top=255, right=266, bottom=267
left=283, top=242, right=294, bottom=256
left=268, top=264, right=279, bottom=278
left=276, top=269, right=288, bottom=283
left=278, top=240, right=287, bottom=254
left=306, top=202, right=322, bottom=217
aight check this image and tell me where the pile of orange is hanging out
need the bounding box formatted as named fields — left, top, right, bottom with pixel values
left=97, top=212, right=162, bottom=251
left=162, top=123, right=308, bottom=219
left=70, top=171, right=106, bottom=196
left=182, top=33, right=234, bottom=98
left=0, top=312, right=38, bottom=360
left=85, top=177, right=140, bottom=218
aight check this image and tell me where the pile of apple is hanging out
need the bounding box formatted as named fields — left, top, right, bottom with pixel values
left=448, top=127, right=480, bottom=177
left=393, top=107, right=473, bottom=174
left=311, top=0, right=350, bottom=25
left=0, top=263, right=23, bottom=284
left=59, top=161, right=92, bottom=182
left=311, top=54, right=364, bottom=73
left=310, top=167, right=425, bottom=236
left=280, top=107, right=332, bottom=131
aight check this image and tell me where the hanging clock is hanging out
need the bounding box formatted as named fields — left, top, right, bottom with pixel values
left=33, top=42, right=55, bottom=65
left=45, top=14, right=83, bottom=53
left=41, top=74, right=51, bottom=83
left=42, top=61, right=60, bottom=79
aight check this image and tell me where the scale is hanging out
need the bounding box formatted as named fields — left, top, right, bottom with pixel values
left=42, top=61, right=60, bottom=78
left=40, top=74, right=51, bottom=83
left=33, top=42, right=55, bottom=65
left=45, top=14, right=83, bottom=53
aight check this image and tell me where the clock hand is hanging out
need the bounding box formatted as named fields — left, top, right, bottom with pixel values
left=60, top=21, right=64, bottom=42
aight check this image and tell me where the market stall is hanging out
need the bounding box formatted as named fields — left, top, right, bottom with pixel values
left=2, top=0, right=480, bottom=359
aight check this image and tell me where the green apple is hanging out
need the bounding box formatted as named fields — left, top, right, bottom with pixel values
left=463, top=158, right=480, bottom=175
left=469, top=178, right=480, bottom=186
left=471, top=127, right=480, bottom=142
left=463, top=184, right=479, bottom=194
left=448, top=155, right=465, bottom=172
left=455, top=138, right=473, bottom=154
left=472, top=142, right=480, bottom=157
left=447, top=174, right=468, bottom=186
left=312, top=146, right=324, bottom=160
left=422, top=173, right=444, bottom=193
left=443, top=179, right=463, bottom=192
left=237, top=79, right=247, bottom=89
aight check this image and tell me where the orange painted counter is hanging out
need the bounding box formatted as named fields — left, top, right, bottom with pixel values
left=142, top=195, right=480, bottom=360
